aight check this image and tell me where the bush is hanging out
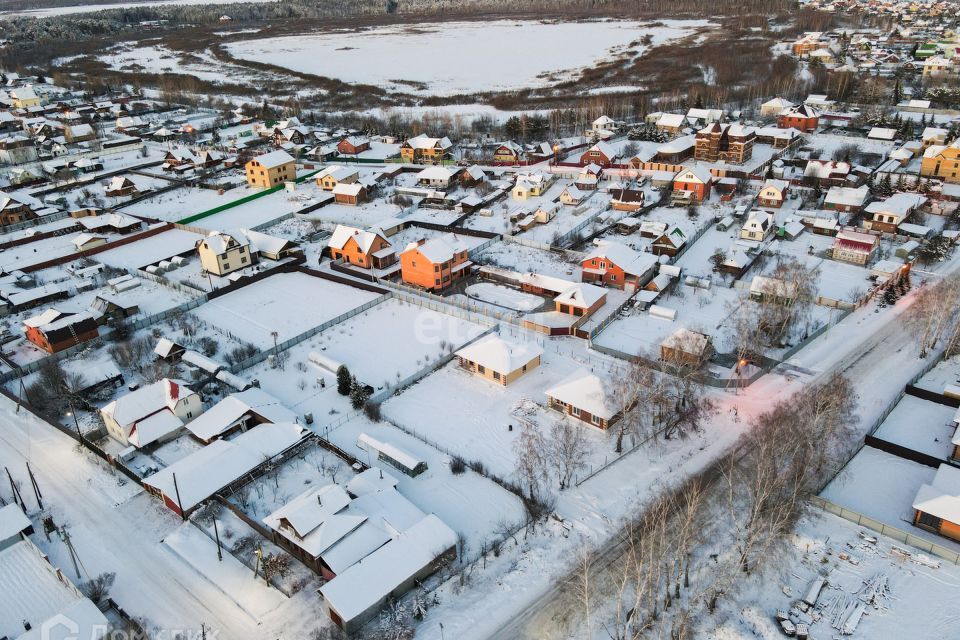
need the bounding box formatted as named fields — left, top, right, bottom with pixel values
left=363, top=400, right=381, bottom=422
left=450, top=455, right=466, bottom=475
left=467, top=459, right=486, bottom=475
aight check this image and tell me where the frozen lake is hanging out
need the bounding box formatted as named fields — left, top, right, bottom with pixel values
left=224, top=19, right=711, bottom=96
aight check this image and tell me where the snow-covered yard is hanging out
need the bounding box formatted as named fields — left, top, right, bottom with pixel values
left=464, top=282, right=545, bottom=312
left=190, top=271, right=382, bottom=349
left=382, top=331, right=627, bottom=480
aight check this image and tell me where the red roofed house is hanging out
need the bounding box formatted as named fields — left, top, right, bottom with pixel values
left=831, top=229, right=879, bottom=265
left=672, top=166, right=713, bottom=202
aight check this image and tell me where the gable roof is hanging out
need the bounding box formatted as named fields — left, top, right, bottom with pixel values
left=250, top=149, right=294, bottom=169
left=584, top=239, right=658, bottom=276
left=328, top=225, right=388, bottom=254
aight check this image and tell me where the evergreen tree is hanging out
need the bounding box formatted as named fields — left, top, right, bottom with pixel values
left=336, top=365, right=351, bottom=396
left=349, top=376, right=369, bottom=409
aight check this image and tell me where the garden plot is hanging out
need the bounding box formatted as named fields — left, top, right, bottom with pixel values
left=594, top=284, right=743, bottom=356
left=94, top=227, right=204, bottom=270
left=122, top=184, right=244, bottom=222
left=326, top=414, right=526, bottom=553
left=516, top=189, right=610, bottom=245
left=382, top=332, right=626, bottom=479
left=712, top=510, right=960, bottom=640
left=306, top=297, right=488, bottom=385
left=873, top=395, right=957, bottom=460
left=759, top=234, right=876, bottom=304
left=224, top=20, right=710, bottom=96
left=465, top=282, right=545, bottom=312
left=190, top=272, right=381, bottom=349
left=301, top=200, right=405, bottom=230
left=477, top=240, right=582, bottom=279
left=821, top=446, right=960, bottom=554
left=192, top=180, right=332, bottom=231
left=0, top=229, right=126, bottom=272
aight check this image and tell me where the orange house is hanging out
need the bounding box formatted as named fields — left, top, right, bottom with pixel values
left=327, top=225, right=395, bottom=269
left=24, top=309, right=99, bottom=354
left=913, top=464, right=960, bottom=543
left=580, top=240, right=657, bottom=291
left=777, top=104, right=820, bottom=133
left=399, top=236, right=471, bottom=291
left=672, top=167, right=713, bottom=202
left=554, top=283, right=607, bottom=317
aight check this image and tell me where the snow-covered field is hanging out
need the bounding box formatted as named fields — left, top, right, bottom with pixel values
left=224, top=19, right=711, bottom=96
left=190, top=271, right=382, bottom=348
left=872, top=394, right=956, bottom=460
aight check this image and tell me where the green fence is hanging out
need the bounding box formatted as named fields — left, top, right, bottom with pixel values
left=176, top=168, right=320, bottom=225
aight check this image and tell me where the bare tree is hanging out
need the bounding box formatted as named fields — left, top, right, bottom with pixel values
left=513, top=421, right=548, bottom=500
left=548, top=418, right=592, bottom=489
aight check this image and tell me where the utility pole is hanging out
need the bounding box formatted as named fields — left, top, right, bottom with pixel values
left=25, top=462, right=42, bottom=511
left=60, top=526, right=85, bottom=581
left=66, top=399, right=83, bottom=445
left=213, top=518, right=222, bottom=561
left=5, top=467, right=25, bottom=510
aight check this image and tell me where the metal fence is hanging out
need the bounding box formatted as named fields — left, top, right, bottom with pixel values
left=229, top=294, right=391, bottom=373
left=810, top=496, right=960, bottom=565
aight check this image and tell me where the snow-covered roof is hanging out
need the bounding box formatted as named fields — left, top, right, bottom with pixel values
left=546, top=368, right=616, bottom=420
left=319, top=514, right=457, bottom=623
left=144, top=422, right=306, bottom=513
left=455, top=333, right=543, bottom=374
left=79, top=212, right=141, bottom=232
left=824, top=185, right=868, bottom=207
left=913, top=464, right=960, bottom=525
left=0, top=539, right=108, bottom=640
left=656, top=113, right=686, bottom=128
left=865, top=193, right=926, bottom=217
left=554, top=282, right=606, bottom=309
left=328, top=225, right=388, bottom=254
left=201, top=230, right=248, bottom=255
left=154, top=337, right=183, bottom=359
left=661, top=328, right=711, bottom=356
left=185, top=388, right=296, bottom=442
left=358, top=433, right=423, bottom=472
left=674, top=166, right=712, bottom=184
left=249, top=149, right=294, bottom=169
left=403, top=133, right=452, bottom=151
left=416, top=166, right=454, bottom=181
left=237, top=228, right=293, bottom=256
left=749, top=275, right=799, bottom=299
left=100, top=378, right=193, bottom=430
left=346, top=467, right=399, bottom=497
left=584, top=239, right=658, bottom=277
left=333, top=182, right=364, bottom=197
left=0, top=503, right=30, bottom=543
left=402, top=235, right=468, bottom=264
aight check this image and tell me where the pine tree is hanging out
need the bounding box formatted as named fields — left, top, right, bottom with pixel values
left=336, top=365, right=351, bottom=396
left=349, top=376, right=369, bottom=410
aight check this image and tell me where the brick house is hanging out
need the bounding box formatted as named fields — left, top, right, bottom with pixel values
left=455, top=334, right=543, bottom=386
left=579, top=141, right=619, bottom=168
left=327, top=225, right=396, bottom=269
left=337, top=136, right=371, bottom=155
left=581, top=240, right=658, bottom=291
left=400, top=134, right=452, bottom=164
left=399, top=235, right=471, bottom=290
left=23, top=309, right=99, bottom=354
left=672, top=166, right=713, bottom=202
left=831, top=229, right=879, bottom=265
left=777, top=104, right=820, bottom=132
left=694, top=123, right=756, bottom=164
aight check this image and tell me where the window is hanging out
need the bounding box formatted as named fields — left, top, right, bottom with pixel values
left=493, top=371, right=501, bottom=380
left=434, top=265, right=440, bottom=272
left=571, top=407, right=581, bottom=417
left=240, top=256, right=248, bottom=264
left=435, top=279, right=441, bottom=286
left=591, top=414, right=602, bottom=426
left=917, top=511, right=942, bottom=529
left=478, top=365, right=485, bottom=374
left=223, top=262, right=230, bottom=269
left=187, top=411, right=193, bottom=419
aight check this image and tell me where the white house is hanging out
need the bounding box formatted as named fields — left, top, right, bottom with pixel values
left=740, top=211, right=774, bottom=241
left=100, top=378, right=201, bottom=448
